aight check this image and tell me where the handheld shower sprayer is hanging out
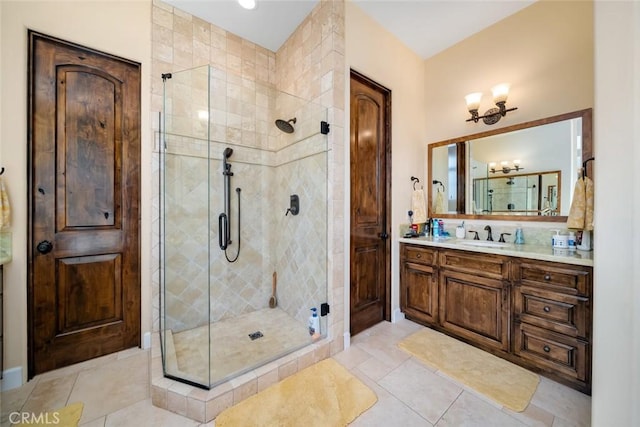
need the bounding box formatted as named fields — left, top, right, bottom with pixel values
left=219, top=147, right=241, bottom=262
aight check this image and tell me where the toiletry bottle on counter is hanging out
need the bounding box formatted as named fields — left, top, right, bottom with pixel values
left=568, top=231, right=576, bottom=250
left=514, top=227, right=524, bottom=244
left=308, top=308, right=320, bottom=336
left=432, top=218, right=440, bottom=237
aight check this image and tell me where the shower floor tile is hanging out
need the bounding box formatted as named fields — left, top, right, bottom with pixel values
left=168, top=308, right=312, bottom=386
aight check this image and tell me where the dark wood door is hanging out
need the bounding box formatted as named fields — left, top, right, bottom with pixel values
left=28, top=32, right=141, bottom=376
left=349, top=70, right=391, bottom=336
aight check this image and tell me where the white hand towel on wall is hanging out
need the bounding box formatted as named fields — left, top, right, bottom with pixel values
left=0, top=177, right=10, bottom=230
left=411, top=189, right=427, bottom=223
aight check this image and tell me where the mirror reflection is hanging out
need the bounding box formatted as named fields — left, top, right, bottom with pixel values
left=428, top=109, right=592, bottom=221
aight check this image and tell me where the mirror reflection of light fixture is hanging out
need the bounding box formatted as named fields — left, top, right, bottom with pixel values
left=238, top=0, right=256, bottom=10
left=489, top=159, right=523, bottom=174
left=465, top=83, right=518, bottom=125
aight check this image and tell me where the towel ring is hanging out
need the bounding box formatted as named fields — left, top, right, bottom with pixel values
left=432, top=179, right=445, bottom=192
left=411, top=176, right=421, bottom=190
left=582, top=157, right=594, bottom=178
left=0, top=167, right=4, bottom=175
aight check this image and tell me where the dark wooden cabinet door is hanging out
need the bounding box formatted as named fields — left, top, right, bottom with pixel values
left=28, top=32, right=141, bottom=376
left=349, top=71, right=391, bottom=336
left=401, top=262, right=439, bottom=325
left=439, top=270, right=510, bottom=352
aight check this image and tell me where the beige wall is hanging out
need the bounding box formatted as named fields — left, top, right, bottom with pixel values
left=593, top=1, right=640, bottom=425
left=424, top=0, right=593, bottom=143
left=345, top=2, right=428, bottom=324
left=0, top=0, right=152, bottom=384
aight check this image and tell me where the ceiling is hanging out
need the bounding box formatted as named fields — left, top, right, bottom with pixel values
left=165, top=0, right=536, bottom=59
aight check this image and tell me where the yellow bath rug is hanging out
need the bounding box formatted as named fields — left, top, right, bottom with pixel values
left=13, top=402, right=83, bottom=426
left=398, top=328, right=539, bottom=412
left=215, top=358, right=377, bottom=426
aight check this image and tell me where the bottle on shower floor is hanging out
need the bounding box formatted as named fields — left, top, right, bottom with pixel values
left=308, top=307, right=320, bottom=337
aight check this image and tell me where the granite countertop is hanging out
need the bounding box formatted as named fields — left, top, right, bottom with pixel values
left=398, top=236, right=593, bottom=267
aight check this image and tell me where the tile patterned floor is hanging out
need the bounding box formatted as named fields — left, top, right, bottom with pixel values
left=166, top=307, right=312, bottom=386
left=0, top=318, right=591, bottom=426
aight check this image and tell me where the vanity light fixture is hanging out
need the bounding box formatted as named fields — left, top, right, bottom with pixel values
left=465, top=83, right=518, bottom=125
left=489, top=159, right=523, bottom=174
left=238, top=0, right=256, bottom=10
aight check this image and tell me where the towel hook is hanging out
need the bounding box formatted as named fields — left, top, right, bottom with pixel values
left=582, top=157, right=594, bottom=178
left=411, top=176, right=420, bottom=190
left=432, top=179, right=445, bottom=192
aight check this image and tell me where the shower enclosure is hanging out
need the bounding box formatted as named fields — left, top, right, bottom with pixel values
left=158, top=65, right=329, bottom=389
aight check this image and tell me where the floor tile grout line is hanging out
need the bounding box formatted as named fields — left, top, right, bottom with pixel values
left=432, top=388, right=464, bottom=426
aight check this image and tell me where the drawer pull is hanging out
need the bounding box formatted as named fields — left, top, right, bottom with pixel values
left=544, top=274, right=551, bottom=281
left=543, top=306, right=551, bottom=313
left=416, top=253, right=421, bottom=259
left=543, top=345, right=551, bottom=353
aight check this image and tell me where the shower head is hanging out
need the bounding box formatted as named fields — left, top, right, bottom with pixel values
left=223, top=147, right=233, bottom=159
left=275, top=117, right=296, bottom=134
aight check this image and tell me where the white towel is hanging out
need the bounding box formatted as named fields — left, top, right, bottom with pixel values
left=434, top=189, right=445, bottom=214
left=0, top=177, right=10, bottom=230
left=411, top=189, right=427, bottom=223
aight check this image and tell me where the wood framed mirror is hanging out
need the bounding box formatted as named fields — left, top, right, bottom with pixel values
left=427, top=108, right=592, bottom=222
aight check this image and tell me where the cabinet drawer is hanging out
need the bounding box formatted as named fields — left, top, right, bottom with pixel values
left=439, top=250, right=509, bottom=280
left=403, top=245, right=437, bottom=266
left=514, top=286, right=590, bottom=339
left=514, top=323, right=589, bottom=384
left=514, top=260, right=591, bottom=296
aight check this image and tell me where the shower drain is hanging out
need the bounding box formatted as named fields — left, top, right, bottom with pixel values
left=248, top=331, right=264, bottom=341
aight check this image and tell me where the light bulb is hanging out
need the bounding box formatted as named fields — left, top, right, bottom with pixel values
left=464, top=92, right=482, bottom=112
left=492, top=83, right=510, bottom=104
left=238, top=0, right=256, bottom=10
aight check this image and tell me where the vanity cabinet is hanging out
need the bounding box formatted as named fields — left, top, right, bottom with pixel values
left=439, top=251, right=510, bottom=352
left=512, top=259, right=592, bottom=392
left=400, top=246, right=439, bottom=324
left=399, top=242, right=593, bottom=394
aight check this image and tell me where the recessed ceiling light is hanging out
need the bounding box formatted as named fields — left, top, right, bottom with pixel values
left=238, top=0, right=256, bottom=10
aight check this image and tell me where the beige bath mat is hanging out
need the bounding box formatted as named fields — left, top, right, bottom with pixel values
left=215, top=358, right=377, bottom=426
left=13, top=402, right=83, bottom=426
left=398, top=327, right=539, bottom=412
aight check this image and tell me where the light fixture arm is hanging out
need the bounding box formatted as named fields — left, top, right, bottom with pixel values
left=466, top=104, right=518, bottom=124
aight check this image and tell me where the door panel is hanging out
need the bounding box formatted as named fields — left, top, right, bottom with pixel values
left=349, top=70, right=391, bottom=336
left=439, top=270, right=509, bottom=352
left=28, top=32, right=140, bottom=376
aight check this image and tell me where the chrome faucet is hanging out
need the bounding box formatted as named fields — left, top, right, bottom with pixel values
left=484, top=225, right=494, bottom=241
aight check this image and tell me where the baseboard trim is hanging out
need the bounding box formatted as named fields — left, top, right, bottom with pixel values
left=1, top=366, right=23, bottom=391
left=392, top=308, right=405, bottom=323
left=143, top=331, right=151, bottom=349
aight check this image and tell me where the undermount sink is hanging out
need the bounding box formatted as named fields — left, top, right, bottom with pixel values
left=458, top=240, right=512, bottom=249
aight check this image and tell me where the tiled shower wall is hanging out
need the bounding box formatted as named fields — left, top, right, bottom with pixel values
left=151, top=0, right=345, bottom=354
